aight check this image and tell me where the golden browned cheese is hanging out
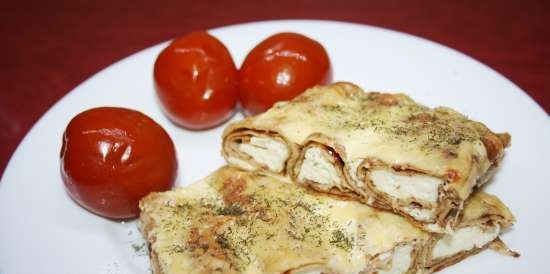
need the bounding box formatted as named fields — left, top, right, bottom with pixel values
left=222, top=82, right=510, bottom=232
left=139, top=167, right=516, bottom=274
left=459, top=191, right=516, bottom=227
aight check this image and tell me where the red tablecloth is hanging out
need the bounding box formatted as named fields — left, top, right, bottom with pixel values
left=1, top=0, right=549, bottom=176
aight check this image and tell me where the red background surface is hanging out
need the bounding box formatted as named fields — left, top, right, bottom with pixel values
left=1, top=0, right=549, bottom=177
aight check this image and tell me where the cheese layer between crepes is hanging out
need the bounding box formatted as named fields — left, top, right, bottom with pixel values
left=222, top=82, right=510, bottom=233
left=139, top=166, right=516, bottom=274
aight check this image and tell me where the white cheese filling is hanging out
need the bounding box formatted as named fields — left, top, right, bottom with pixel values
left=370, top=169, right=442, bottom=204
left=378, top=244, right=414, bottom=274
left=238, top=136, right=289, bottom=173
left=298, top=147, right=342, bottom=186
left=401, top=206, right=436, bottom=222
left=432, top=224, right=500, bottom=259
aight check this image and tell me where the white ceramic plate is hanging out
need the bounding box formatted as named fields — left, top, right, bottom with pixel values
left=1, top=20, right=548, bottom=274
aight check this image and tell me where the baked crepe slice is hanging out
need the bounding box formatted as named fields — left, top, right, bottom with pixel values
left=139, top=166, right=516, bottom=274
left=420, top=191, right=518, bottom=273
left=222, top=82, right=510, bottom=232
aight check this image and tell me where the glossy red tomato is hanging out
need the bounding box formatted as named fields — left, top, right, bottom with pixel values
left=154, top=31, right=238, bottom=130
left=239, top=32, right=332, bottom=115
left=60, top=107, right=178, bottom=219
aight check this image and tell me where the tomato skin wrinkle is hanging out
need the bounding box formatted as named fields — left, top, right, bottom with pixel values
left=60, top=107, right=177, bottom=219
left=154, top=31, right=238, bottom=130
left=239, top=32, right=332, bottom=115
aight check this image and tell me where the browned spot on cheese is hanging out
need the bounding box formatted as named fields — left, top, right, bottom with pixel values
left=442, top=147, right=459, bottom=159
left=187, top=227, right=208, bottom=253
left=497, top=132, right=511, bottom=148
left=408, top=113, right=436, bottom=122
left=221, top=178, right=250, bottom=206
left=446, top=169, right=460, bottom=181
left=481, top=133, right=504, bottom=163
left=187, top=217, right=230, bottom=260
left=368, top=92, right=400, bottom=106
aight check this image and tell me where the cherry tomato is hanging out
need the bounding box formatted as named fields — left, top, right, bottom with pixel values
left=154, top=31, right=238, bottom=130
left=239, top=32, right=332, bottom=115
left=60, top=107, right=177, bottom=219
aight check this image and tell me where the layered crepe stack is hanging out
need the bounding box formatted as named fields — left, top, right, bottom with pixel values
left=139, top=82, right=518, bottom=274
left=139, top=167, right=516, bottom=274
left=222, top=82, right=510, bottom=233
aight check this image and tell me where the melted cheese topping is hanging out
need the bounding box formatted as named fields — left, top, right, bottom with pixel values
left=298, top=147, right=342, bottom=186
left=139, top=167, right=426, bottom=274
left=432, top=225, right=500, bottom=259
left=370, top=169, right=442, bottom=204
left=238, top=136, right=289, bottom=173
left=235, top=83, right=493, bottom=200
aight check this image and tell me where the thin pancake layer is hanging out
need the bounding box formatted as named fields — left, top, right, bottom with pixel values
left=222, top=82, right=510, bottom=232
left=139, top=166, right=516, bottom=274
